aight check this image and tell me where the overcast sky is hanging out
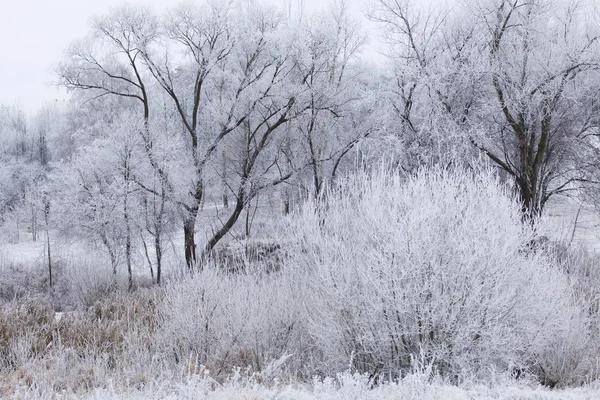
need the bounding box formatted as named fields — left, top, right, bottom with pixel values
left=0, top=0, right=378, bottom=114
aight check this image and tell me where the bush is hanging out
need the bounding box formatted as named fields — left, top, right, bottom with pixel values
left=537, top=242, right=600, bottom=386
left=156, top=267, right=303, bottom=381
left=62, top=257, right=120, bottom=308
left=281, top=168, right=590, bottom=384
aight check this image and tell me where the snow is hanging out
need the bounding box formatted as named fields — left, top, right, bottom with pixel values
left=0, top=230, right=47, bottom=267
left=539, top=196, right=600, bottom=252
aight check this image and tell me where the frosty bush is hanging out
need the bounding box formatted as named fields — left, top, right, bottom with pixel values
left=152, top=168, right=594, bottom=387
left=282, top=168, right=589, bottom=383
left=62, top=259, right=117, bottom=308
left=156, top=267, right=304, bottom=380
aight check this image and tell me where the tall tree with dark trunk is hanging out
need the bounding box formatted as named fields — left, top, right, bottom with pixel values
left=372, top=0, right=600, bottom=218
left=472, top=0, right=600, bottom=217
left=138, top=2, right=312, bottom=266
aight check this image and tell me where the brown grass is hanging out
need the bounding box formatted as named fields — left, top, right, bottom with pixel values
left=0, top=289, right=161, bottom=396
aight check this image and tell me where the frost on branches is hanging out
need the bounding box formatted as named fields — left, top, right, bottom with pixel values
left=283, top=168, right=591, bottom=384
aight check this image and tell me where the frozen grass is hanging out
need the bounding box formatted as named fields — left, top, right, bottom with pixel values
left=2, top=264, right=596, bottom=399
left=8, top=373, right=600, bottom=399
left=0, top=291, right=162, bottom=397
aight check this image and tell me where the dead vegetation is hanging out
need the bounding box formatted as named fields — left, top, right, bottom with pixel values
left=0, top=290, right=160, bottom=396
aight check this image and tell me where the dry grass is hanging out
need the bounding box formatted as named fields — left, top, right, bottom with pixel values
left=0, top=289, right=160, bottom=396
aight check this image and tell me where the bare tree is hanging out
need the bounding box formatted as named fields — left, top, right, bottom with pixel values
left=467, top=0, right=600, bottom=217
left=58, top=5, right=172, bottom=282
left=137, top=2, right=312, bottom=266
left=56, top=1, right=380, bottom=270
left=291, top=0, right=370, bottom=199
left=372, top=0, right=600, bottom=218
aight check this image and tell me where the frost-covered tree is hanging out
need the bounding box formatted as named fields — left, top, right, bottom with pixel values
left=469, top=0, right=600, bottom=217
left=57, top=5, right=175, bottom=280
left=286, top=0, right=375, bottom=199
left=369, top=0, right=480, bottom=173
left=54, top=116, right=148, bottom=288
left=0, top=104, right=32, bottom=160
left=55, top=0, right=387, bottom=269
left=59, top=2, right=300, bottom=267
left=138, top=1, right=316, bottom=264
left=372, top=0, right=600, bottom=217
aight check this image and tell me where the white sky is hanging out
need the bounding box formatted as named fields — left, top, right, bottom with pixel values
left=0, top=0, right=377, bottom=114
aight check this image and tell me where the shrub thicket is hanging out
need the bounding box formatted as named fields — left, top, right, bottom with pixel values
left=2, top=168, right=598, bottom=396
left=157, top=168, right=596, bottom=386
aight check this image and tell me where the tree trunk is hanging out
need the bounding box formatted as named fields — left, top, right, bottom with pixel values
left=184, top=175, right=203, bottom=270
left=141, top=235, right=155, bottom=282
left=202, top=194, right=245, bottom=264
left=125, top=204, right=133, bottom=291
left=124, top=153, right=134, bottom=291
left=44, top=201, right=52, bottom=288
left=283, top=198, right=290, bottom=215
left=222, top=149, right=229, bottom=209
left=31, top=203, right=37, bottom=242
left=102, top=233, right=119, bottom=277
left=518, top=175, right=542, bottom=221
left=154, top=186, right=165, bottom=284
left=155, top=229, right=163, bottom=284
left=184, top=217, right=197, bottom=270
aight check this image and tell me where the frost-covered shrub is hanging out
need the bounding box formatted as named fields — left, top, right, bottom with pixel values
left=153, top=168, right=594, bottom=386
left=282, top=168, right=588, bottom=383
left=156, top=267, right=304, bottom=380
left=63, top=258, right=120, bottom=308
left=536, top=242, right=600, bottom=386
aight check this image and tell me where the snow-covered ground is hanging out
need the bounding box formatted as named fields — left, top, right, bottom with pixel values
left=539, top=196, right=600, bottom=251
left=4, top=194, right=599, bottom=270
left=0, top=231, right=47, bottom=267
